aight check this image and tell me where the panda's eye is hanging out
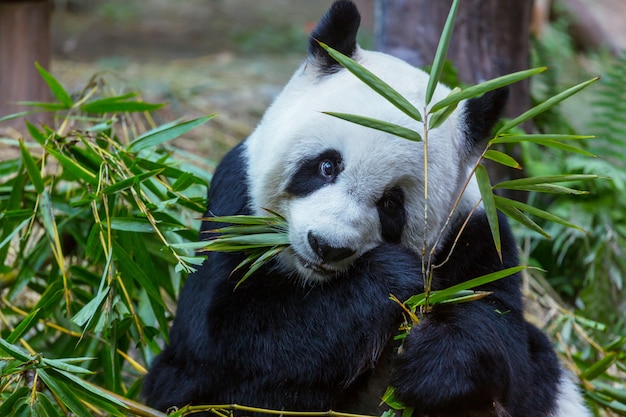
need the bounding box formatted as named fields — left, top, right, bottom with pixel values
left=319, top=160, right=335, bottom=178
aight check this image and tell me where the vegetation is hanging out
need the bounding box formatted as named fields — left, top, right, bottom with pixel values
left=1, top=1, right=625, bottom=416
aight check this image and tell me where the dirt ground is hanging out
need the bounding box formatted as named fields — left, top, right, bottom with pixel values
left=45, top=0, right=367, bottom=161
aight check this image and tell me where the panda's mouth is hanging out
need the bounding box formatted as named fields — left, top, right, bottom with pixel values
left=289, top=250, right=347, bottom=280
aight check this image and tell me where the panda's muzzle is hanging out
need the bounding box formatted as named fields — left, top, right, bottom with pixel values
left=307, top=231, right=356, bottom=263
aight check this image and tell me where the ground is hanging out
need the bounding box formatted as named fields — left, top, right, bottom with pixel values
left=45, top=0, right=354, bottom=162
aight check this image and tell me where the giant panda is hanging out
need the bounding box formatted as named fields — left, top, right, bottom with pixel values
left=143, top=1, right=590, bottom=416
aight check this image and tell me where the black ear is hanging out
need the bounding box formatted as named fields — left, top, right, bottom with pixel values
left=463, top=87, right=509, bottom=149
left=309, top=0, right=361, bottom=74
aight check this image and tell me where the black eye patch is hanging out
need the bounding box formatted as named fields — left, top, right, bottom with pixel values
left=376, top=186, right=406, bottom=243
left=287, top=150, right=343, bottom=197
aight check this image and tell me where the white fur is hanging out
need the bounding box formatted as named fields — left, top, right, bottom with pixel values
left=552, top=374, right=591, bottom=417
left=245, top=48, right=481, bottom=282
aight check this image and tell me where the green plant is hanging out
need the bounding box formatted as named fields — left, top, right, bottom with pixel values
left=1, top=66, right=212, bottom=416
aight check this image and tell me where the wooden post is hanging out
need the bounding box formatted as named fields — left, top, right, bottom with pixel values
left=0, top=0, right=52, bottom=130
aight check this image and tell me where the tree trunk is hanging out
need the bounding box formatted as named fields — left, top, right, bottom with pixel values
left=0, top=0, right=52, bottom=130
left=375, top=0, right=533, bottom=119
left=375, top=0, right=534, bottom=196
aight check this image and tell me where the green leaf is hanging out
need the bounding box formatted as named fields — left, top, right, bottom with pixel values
left=99, top=168, right=164, bottom=195
left=404, top=266, right=525, bottom=308
left=19, top=139, right=45, bottom=194
left=475, top=164, right=501, bottom=259
left=0, top=110, right=30, bottom=122
left=128, top=115, right=215, bottom=152
left=35, top=392, right=62, bottom=417
left=107, top=217, right=186, bottom=233
left=493, top=175, right=600, bottom=195
left=491, top=133, right=594, bottom=145
left=80, top=99, right=164, bottom=114
left=493, top=195, right=585, bottom=232
left=429, top=68, right=547, bottom=113
left=47, top=368, right=127, bottom=410
left=497, top=203, right=550, bottom=238
left=428, top=266, right=525, bottom=305
left=0, top=217, right=32, bottom=251
left=428, top=89, right=460, bottom=129
left=37, top=369, right=93, bottom=417
left=45, top=147, right=98, bottom=186
left=425, top=0, right=459, bottom=105
left=171, top=171, right=196, bottom=192
left=324, top=112, right=422, bottom=141
left=35, top=62, right=73, bottom=108
left=580, top=353, right=618, bottom=381
left=25, top=121, right=49, bottom=146
left=202, top=233, right=290, bottom=251
left=0, top=338, right=32, bottom=362
left=493, top=175, right=599, bottom=189
left=42, top=358, right=94, bottom=375
left=6, top=308, right=43, bottom=344
left=318, top=41, right=423, bottom=122
left=71, top=286, right=109, bottom=327
left=483, top=150, right=522, bottom=169
left=496, top=77, right=600, bottom=135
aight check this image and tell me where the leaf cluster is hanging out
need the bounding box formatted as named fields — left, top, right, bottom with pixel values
left=1, top=68, right=212, bottom=416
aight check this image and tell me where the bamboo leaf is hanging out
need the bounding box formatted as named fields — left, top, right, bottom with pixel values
left=493, top=175, right=599, bottom=188
left=428, top=89, right=459, bottom=129
left=406, top=266, right=526, bottom=308
left=425, top=0, right=459, bottom=105
left=99, top=169, right=165, bottom=195
left=580, top=353, right=618, bottom=381
left=491, top=133, right=594, bottom=145
left=45, top=147, right=98, bottom=186
left=493, top=195, right=585, bottom=232
left=19, top=139, right=45, bottom=194
left=80, top=99, right=164, bottom=114
left=496, top=77, right=600, bottom=135
left=107, top=217, right=187, bottom=233
left=437, top=290, right=493, bottom=305
left=0, top=337, right=32, bottom=362
left=35, top=62, right=73, bottom=108
left=475, top=164, right=501, bottom=259
left=483, top=150, right=522, bottom=169
left=495, top=183, right=588, bottom=195
left=324, top=112, right=422, bottom=141
left=496, top=202, right=550, bottom=238
left=25, top=121, right=49, bottom=146
left=47, top=368, right=127, bottom=410
left=129, top=115, right=215, bottom=152
left=71, top=287, right=109, bottom=327
left=429, top=68, right=547, bottom=113
left=318, top=42, right=423, bottom=122
left=37, top=369, right=92, bottom=417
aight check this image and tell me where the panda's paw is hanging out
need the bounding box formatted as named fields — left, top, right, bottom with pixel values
left=389, top=319, right=507, bottom=415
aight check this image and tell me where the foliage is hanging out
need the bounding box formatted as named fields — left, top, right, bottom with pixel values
left=1, top=67, right=211, bottom=416
left=523, top=37, right=626, bottom=413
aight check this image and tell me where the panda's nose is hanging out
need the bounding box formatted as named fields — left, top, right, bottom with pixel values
left=307, top=231, right=356, bottom=263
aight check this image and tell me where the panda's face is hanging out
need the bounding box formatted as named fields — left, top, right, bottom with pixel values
left=244, top=49, right=480, bottom=283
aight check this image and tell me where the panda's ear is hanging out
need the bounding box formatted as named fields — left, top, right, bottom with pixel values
left=463, top=87, right=509, bottom=149
left=309, top=0, right=361, bottom=74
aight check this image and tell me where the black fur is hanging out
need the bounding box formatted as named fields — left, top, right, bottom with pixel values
left=286, top=149, right=343, bottom=197
left=377, top=186, right=406, bottom=243
left=309, top=0, right=360, bottom=74
left=199, top=141, right=251, bottom=239
left=464, top=87, right=510, bottom=150
left=390, top=212, right=561, bottom=416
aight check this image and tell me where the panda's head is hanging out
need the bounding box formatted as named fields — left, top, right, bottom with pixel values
left=244, top=0, right=507, bottom=283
